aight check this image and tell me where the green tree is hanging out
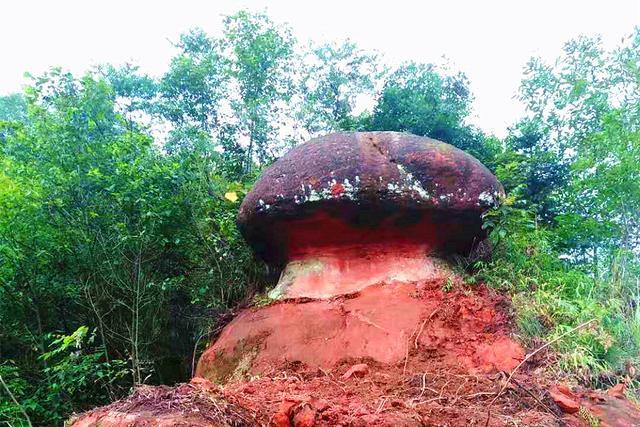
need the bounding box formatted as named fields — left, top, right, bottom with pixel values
left=0, top=70, right=262, bottom=423
left=223, top=10, right=296, bottom=171
left=159, top=29, right=227, bottom=134
left=0, top=94, right=27, bottom=122
left=496, top=118, right=567, bottom=222
left=481, top=28, right=640, bottom=382
left=100, top=64, right=158, bottom=125
left=368, top=62, right=497, bottom=165
left=514, top=28, right=640, bottom=261
left=298, top=40, right=380, bottom=134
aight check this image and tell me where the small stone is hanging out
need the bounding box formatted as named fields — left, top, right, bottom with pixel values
left=555, top=383, right=576, bottom=397
left=271, top=411, right=291, bottom=427
left=293, top=405, right=317, bottom=427
left=279, top=398, right=301, bottom=415
left=607, top=383, right=626, bottom=398
left=549, top=384, right=580, bottom=414
left=390, top=399, right=405, bottom=408
left=340, top=363, right=369, bottom=380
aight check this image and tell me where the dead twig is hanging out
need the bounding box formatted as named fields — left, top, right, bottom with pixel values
left=484, top=318, right=596, bottom=427
left=415, top=396, right=448, bottom=405
left=438, top=379, right=453, bottom=400
left=405, top=308, right=442, bottom=375
left=418, top=372, right=428, bottom=399
left=403, top=328, right=416, bottom=375
left=408, top=372, right=439, bottom=407
left=511, top=378, right=561, bottom=420
left=414, top=307, right=441, bottom=349
left=0, top=373, right=32, bottom=427
left=462, top=391, right=497, bottom=399
left=449, top=378, right=469, bottom=405
left=319, top=368, right=347, bottom=392
left=416, top=391, right=497, bottom=406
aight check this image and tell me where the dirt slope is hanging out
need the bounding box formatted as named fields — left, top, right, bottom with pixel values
left=197, top=281, right=524, bottom=382
left=70, top=281, right=640, bottom=426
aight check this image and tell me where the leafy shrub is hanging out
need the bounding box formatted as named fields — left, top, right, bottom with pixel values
left=0, top=327, right=128, bottom=425
left=478, top=199, right=640, bottom=384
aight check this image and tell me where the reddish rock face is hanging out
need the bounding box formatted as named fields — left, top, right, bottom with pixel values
left=239, top=132, right=503, bottom=266
left=195, top=132, right=516, bottom=382
left=196, top=282, right=524, bottom=382
left=239, top=132, right=502, bottom=299
left=549, top=384, right=581, bottom=414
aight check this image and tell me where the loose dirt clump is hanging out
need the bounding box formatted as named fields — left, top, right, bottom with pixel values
left=69, top=382, right=257, bottom=427
left=221, top=355, right=562, bottom=426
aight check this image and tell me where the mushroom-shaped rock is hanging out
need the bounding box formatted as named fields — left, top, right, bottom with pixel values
left=196, top=131, right=521, bottom=383
left=239, top=132, right=503, bottom=299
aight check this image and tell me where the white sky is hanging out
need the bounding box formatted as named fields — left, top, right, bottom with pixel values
left=2, top=0, right=639, bottom=137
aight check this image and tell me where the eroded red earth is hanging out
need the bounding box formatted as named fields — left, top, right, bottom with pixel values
left=196, top=281, right=524, bottom=381
left=70, top=281, right=640, bottom=427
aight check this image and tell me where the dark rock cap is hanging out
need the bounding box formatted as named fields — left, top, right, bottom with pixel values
left=238, top=132, right=503, bottom=265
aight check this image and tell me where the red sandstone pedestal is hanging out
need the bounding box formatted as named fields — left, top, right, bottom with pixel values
left=196, top=281, right=525, bottom=383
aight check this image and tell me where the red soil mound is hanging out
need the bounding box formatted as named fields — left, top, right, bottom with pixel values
left=70, top=282, right=640, bottom=426
left=70, top=359, right=640, bottom=427
left=73, top=348, right=561, bottom=426
left=69, top=382, right=256, bottom=427
left=196, top=281, right=525, bottom=382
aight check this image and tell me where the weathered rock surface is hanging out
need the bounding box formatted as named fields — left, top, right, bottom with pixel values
left=240, top=132, right=502, bottom=263
left=239, top=132, right=503, bottom=299
left=549, top=384, right=581, bottom=414
left=270, top=240, right=452, bottom=299
left=196, top=281, right=525, bottom=383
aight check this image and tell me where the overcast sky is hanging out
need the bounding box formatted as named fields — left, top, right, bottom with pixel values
left=2, top=0, right=639, bottom=136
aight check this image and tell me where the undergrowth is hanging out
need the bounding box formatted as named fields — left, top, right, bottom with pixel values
left=475, top=199, right=640, bottom=391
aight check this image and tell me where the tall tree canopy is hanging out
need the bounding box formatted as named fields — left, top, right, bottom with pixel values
left=298, top=40, right=380, bottom=134
left=367, top=63, right=498, bottom=165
